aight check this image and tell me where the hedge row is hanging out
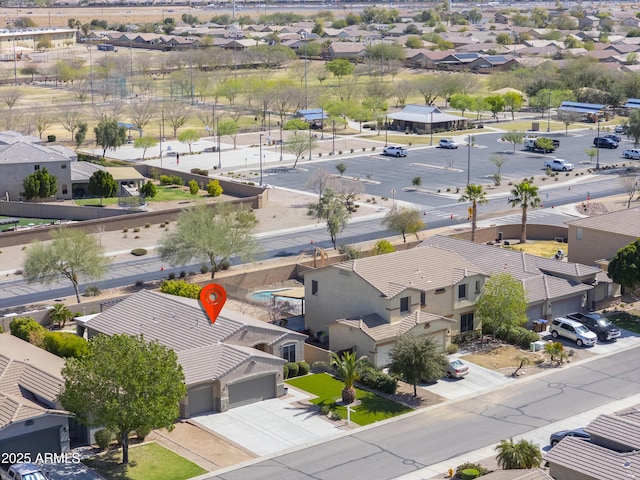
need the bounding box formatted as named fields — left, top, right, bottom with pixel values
left=10, top=317, right=88, bottom=359
left=160, top=280, right=202, bottom=299
left=360, top=366, right=397, bottom=394
left=284, top=361, right=309, bottom=379
left=495, top=326, right=539, bottom=349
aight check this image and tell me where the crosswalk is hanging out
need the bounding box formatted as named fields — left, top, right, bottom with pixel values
left=422, top=207, right=560, bottom=224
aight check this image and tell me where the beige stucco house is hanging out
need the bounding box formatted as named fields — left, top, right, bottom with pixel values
left=304, top=236, right=609, bottom=366
left=84, top=290, right=306, bottom=416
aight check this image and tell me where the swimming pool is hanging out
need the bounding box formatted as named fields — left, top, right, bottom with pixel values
left=251, top=288, right=291, bottom=302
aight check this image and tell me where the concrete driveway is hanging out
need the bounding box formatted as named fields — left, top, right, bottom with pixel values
left=420, top=358, right=513, bottom=400
left=192, top=386, right=345, bottom=456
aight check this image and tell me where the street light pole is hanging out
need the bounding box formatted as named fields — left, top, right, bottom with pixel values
left=217, top=117, right=221, bottom=169
left=308, top=124, right=312, bottom=161
left=596, top=119, right=601, bottom=170
left=259, top=133, right=264, bottom=185
left=332, top=120, right=336, bottom=153
left=302, top=33, right=308, bottom=110
left=430, top=111, right=433, bottom=146
left=385, top=115, right=388, bottom=146
left=279, top=121, right=283, bottom=161
left=467, top=134, right=472, bottom=186
left=547, top=91, right=552, bottom=133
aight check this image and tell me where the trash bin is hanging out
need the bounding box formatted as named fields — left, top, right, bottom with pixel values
left=533, top=319, right=548, bottom=333
left=532, top=122, right=540, bottom=131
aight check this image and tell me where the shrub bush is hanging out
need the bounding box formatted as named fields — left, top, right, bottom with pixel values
left=200, top=265, right=210, bottom=274
left=311, top=361, right=333, bottom=373
left=286, top=362, right=299, bottom=377
left=131, top=248, right=147, bottom=256
left=495, top=326, right=539, bottom=349
left=140, top=181, right=157, bottom=198
left=283, top=364, right=289, bottom=379
left=94, top=429, right=114, bottom=450
left=43, top=332, right=90, bottom=358
left=85, top=286, right=101, bottom=297
left=190, top=168, right=209, bottom=176
left=47, top=134, right=56, bottom=142
left=133, top=227, right=140, bottom=233
left=189, top=180, right=199, bottom=195
left=297, top=361, right=310, bottom=376
left=461, top=469, right=480, bottom=480
left=446, top=343, right=459, bottom=355
left=455, top=462, right=490, bottom=478
left=160, top=279, right=202, bottom=299
left=360, top=366, right=398, bottom=394
left=10, top=317, right=45, bottom=342
left=159, top=175, right=173, bottom=185
left=206, top=179, right=223, bottom=197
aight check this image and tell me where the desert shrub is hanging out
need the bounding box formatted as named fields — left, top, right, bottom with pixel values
left=311, top=361, right=333, bottom=373
left=286, top=361, right=299, bottom=377
left=455, top=462, right=491, bottom=478
left=359, top=366, right=398, bottom=394
left=206, top=179, right=223, bottom=197
left=159, top=175, right=173, bottom=185
left=297, top=361, right=310, bottom=376
left=43, top=332, right=89, bottom=358
left=94, top=429, right=114, bottom=450
left=160, top=279, right=202, bottom=299
left=283, top=364, right=289, bottom=379
left=188, top=180, right=199, bottom=195
left=200, top=265, right=210, bottom=274
left=10, top=317, right=45, bottom=342
left=144, top=223, right=151, bottom=228
left=319, top=405, right=330, bottom=415
left=135, top=280, right=144, bottom=288
left=446, top=343, right=459, bottom=355
left=140, top=181, right=157, bottom=198
left=47, top=134, right=56, bottom=142
left=495, top=326, right=539, bottom=349
left=85, top=286, right=101, bottom=297
left=461, top=469, right=480, bottom=480
left=131, top=248, right=147, bottom=256
left=190, top=168, right=209, bottom=176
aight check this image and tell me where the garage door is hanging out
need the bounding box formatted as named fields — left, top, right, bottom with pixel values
left=551, top=297, right=582, bottom=319
left=0, top=427, right=59, bottom=456
left=188, top=385, right=214, bottom=416
left=527, top=303, right=544, bottom=321
left=376, top=344, right=393, bottom=368
left=228, top=374, right=276, bottom=410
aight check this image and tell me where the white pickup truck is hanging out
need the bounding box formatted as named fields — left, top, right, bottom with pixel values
left=0, top=463, right=47, bottom=480
left=544, top=159, right=574, bottom=171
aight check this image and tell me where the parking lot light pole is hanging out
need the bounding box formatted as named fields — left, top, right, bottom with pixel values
left=547, top=91, right=552, bottom=133
left=385, top=115, right=388, bottom=146
left=259, top=133, right=264, bottom=185
left=467, top=134, right=472, bottom=186
left=596, top=119, right=601, bottom=170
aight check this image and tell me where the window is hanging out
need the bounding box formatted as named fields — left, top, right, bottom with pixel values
left=61, top=163, right=67, bottom=169
left=62, top=184, right=68, bottom=195
left=461, top=313, right=474, bottom=333
left=475, top=280, right=481, bottom=294
left=576, top=228, right=583, bottom=241
left=311, top=280, right=318, bottom=295
left=420, top=292, right=426, bottom=307
left=400, top=296, right=409, bottom=313
left=34, top=165, right=40, bottom=170
left=282, top=344, right=296, bottom=362
left=458, top=284, right=467, bottom=300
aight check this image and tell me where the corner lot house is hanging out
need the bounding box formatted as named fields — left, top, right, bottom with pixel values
left=304, top=236, right=610, bottom=366
left=83, top=290, right=306, bottom=416
left=0, top=335, right=73, bottom=456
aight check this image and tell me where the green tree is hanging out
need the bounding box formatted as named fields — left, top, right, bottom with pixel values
left=133, top=136, right=157, bottom=160
left=405, top=35, right=423, bottom=48
left=372, top=239, right=396, bottom=255
left=75, top=122, right=88, bottom=150
left=495, top=32, right=512, bottom=45
left=388, top=334, right=448, bottom=396
left=501, top=130, right=525, bottom=153
left=475, top=272, right=528, bottom=337
left=608, top=239, right=640, bottom=290
left=485, top=95, right=506, bottom=121
left=502, top=92, right=524, bottom=121
left=544, top=341, right=568, bottom=365
left=140, top=181, right=158, bottom=198
left=158, top=204, right=259, bottom=279
left=88, top=170, right=118, bottom=205
left=206, top=179, right=223, bottom=197
left=449, top=93, right=474, bottom=117
left=508, top=180, right=541, bottom=243
left=22, top=167, right=58, bottom=201
left=330, top=351, right=367, bottom=404
left=627, top=109, right=640, bottom=146
left=59, top=334, right=186, bottom=465
left=585, top=147, right=598, bottom=164
left=458, top=184, right=488, bottom=242
left=284, top=131, right=317, bottom=169
left=177, top=129, right=200, bottom=154
left=94, top=119, right=126, bottom=158
left=308, top=188, right=350, bottom=249
left=188, top=180, right=199, bottom=195
left=495, top=439, right=543, bottom=469
left=23, top=228, right=110, bottom=303
left=335, top=162, right=347, bottom=176
left=325, top=59, right=355, bottom=85
left=49, top=303, right=73, bottom=329
left=490, top=154, right=507, bottom=186
left=557, top=111, right=581, bottom=135
left=217, top=119, right=239, bottom=149
left=382, top=207, right=425, bottom=243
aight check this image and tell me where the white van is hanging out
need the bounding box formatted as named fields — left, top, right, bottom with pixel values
left=623, top=148, right=640, bottom=159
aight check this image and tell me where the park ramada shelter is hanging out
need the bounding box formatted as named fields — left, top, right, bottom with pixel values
left=387, top=104, right=468, bottom=134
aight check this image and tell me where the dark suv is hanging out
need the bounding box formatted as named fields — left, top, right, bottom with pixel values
left=566, top=312, right=621, bottom=342
left=594, top=137, right=618, bottom=149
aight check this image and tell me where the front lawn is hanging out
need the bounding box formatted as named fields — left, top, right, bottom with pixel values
left=286, top=373, right=410, bottom=426
left=605, top=310, right=640, bottom=334
left=74, top=186, right=207, bottom=207
left=503, top=240, right=568, bottom=259
left=83, top=442, right=206, bottom=480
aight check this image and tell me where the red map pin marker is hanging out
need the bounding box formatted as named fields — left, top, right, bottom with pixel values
left=199, top=284, right=227, bottom=326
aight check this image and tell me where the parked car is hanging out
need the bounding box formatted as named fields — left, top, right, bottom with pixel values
left=550, top=428, right=590, bottom=447
left=615, top=125, right=626, bottom=134
left=383, top=145, right=408, bottom=157
left=544, top=159, right=574, bottom=171
left=439, top=139, right=459, bottom=149
left=566, top=312, right=622, bottom=342
left=623, top=149, right=640, bottom=160
left=446, top=359, right=469, bottom=378
left=604, top=134, right=621, bottom=143
left=549, top=317, right=597, bottom=347
left=593, top=137, right=618, bottom=149
left=0, top=463, right=48, bottom=480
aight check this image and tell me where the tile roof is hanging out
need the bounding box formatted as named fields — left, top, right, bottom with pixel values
left=566, top=208, right=640, bottom=237
left=479, top=469, right=553, bottom=480
left=0, top=142, right=71, bottom=165
left=336, top=311, right=455, bottom=342
left=546, top=437, right=640, bottom=479
left=586, top=414, right=640, bottom=450
left=334, top=245, right=482, bottom=298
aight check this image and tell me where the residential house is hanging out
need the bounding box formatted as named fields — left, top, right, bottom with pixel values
left=478, top=470, right=553, bottom=480
left=0, top=335, right=74, bottom=456
left=566, top=209, right=640, bottom=268
left=579, top=15, right=600, bottom=30
left=621, top=16, right=640, bottom=29
left=406, top=49, right=452, bottom=69
left=83, top=290, right=307, bottom=416
left=325, top=42, right=366, bottom=60
left=303, top=235, right=608, bottom=367
left=468, top=54, right=518, bottom=72
left=387, top=104, right=468, bottom=133
left=0, top=133, right=75, bottom=201
left=0, top=27, right=75, bottom=55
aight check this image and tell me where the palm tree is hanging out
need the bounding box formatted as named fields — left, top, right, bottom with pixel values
left=330, top=351, right=367, bottom=404
left=49, top=303, right=73, bottom=329
left=508, top=180, right=541, bottom=243
left=495, top=438, right=543, bottom=469
left=459, top=184, right=488, bottom=242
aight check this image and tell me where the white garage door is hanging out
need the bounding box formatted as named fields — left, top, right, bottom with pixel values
left=376, top=344, right=393, bottom=368
left=551, top=297, right=582, bottom=319
left=527, top=303, right=544, bottom=321
left=188, top=385, right=214, bottom=416
left=228, top=374, right=276, bottom=410
left=0, top=427, right=60, bottom=456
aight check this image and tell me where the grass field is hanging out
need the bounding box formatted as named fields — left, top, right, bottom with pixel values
left=605, top=310, right=640, bottom=334
left=74, top=185, right=207, bottom=206
left=0, top=216, right=58, bottom=227
left=83, top=442, right=206, bottom=480
left=286, top=373, right=410, bottom=426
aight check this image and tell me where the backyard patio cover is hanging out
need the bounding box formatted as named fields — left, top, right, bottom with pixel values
left=557, top=102, right=606, bottom=114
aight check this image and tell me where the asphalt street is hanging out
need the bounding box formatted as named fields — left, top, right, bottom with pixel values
left=207, top=346, right=640, bottom=480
